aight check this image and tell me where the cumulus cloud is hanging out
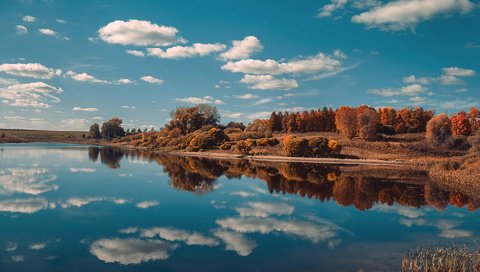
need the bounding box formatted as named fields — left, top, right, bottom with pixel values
left=318, top=0, right=348, bottom=17
left=121, top=105, right=136, bottom=109
left=403, top=66, right=475, bottom=87
left=216, top=217, right=337, bottom=243
left=351, top=0, right=476, bottom=31
left=39, top=28, right=57, bottom=36
left=372, top=204, right=425, bottom=218
left=174, top=95, right=224, bottom=105
left=240, top=75, right=298, bottom=90
left=136, top=200, right=159, bottom=209
left=97, top=19, right=184, bottom=46
left=213, top=230, right=256, bottom=256
left=72, top=107, right=98, bottom=112
left=232, top=93, right=259, bottom=99
left=116, top=78, right=134, bottom=84
left=0, top=198, right=51, bottom=214
left=69, top=168, right=96, bottom=173
left=90, top=238, right=176, bottom=265
left=0, top=82, right=63, bottom=108
left=0, top=63, right=61, bottom=79
left=61, top=118, right=89, bottom=129
left=16, top=25, right=28, bottom=35
left=140, top=227, right=219, bottom=246
left=125, top=50, right=145, bottom=57
left=22, top=15, right=36, bottom=22
left=59, top=197, right=128, bottom=208
left=147, top=43, right=226, bottom=59
left=230, top=191, right=259, bottom=198
left=140, top=75, right=164, bottom=84
left=235, top=202, right=294, bottom=218
left=0, top=168, right=58, bottom=195
left=220, top=36, right=263, bottom=60
left=65, top=71, right=108, bottom=84
left=222, top=52, right=344, bottom=75
left=29, top=242, right=47, bottom=250
left=442, top=66, right=476, bottom=77
left=368, top=84, right=428, bottom=97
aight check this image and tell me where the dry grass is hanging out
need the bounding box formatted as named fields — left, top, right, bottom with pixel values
left=0, top=129, right=89, bottom=143
left=402, top=245, right=480, bottom=272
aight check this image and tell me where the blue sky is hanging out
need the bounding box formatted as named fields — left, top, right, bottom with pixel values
left=0, top=0, right=479, bottom=130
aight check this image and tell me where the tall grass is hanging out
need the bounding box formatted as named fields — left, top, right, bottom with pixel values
left=402, top=245, right=480, bottom=272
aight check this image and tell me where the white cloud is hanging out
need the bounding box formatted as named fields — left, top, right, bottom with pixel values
left=217, top=217, right=337, bottom=243
left=220, top=36, right=263, bottom=60
left=125, top=50, right=145, bottom=57
left=252, top=97, right=273, bottom=105
left=222, top=112, right=243, bottom=119
left=72, top=107, right=98, bottom=112
left=97, top=19, right=184, bottom=46
left=0, top=168, right=58, bottom=195
left=213, top=230, right=256, bottom=256
left=0, top=78, right=19, bottom=86
left=318, top=0, right=348, bottom=17
left=442, top=66, right=475, bottom=77
left=147, top=43, right=226, bottom=59
left=69, top=168, right=96, bottom=173
left=39, top=28, right=57, bottom=36
left=222, top=52, right=344, bottom=75
left=22, top=15, right=36, bottom=22
left=61, top=118, right=89, bottom=129
left=65, top=71, right=108, bottom=84
left=121, top=105, right=136, bottom=109
left=90, top=238, right=176, bottom=265
left=11, top=255, right=25, bottom=263
left=246, top=111, right=272, bottom=121
left=116, top=78, right=134, bottom=84
left=233, top=93, right=259, bottom=99
left=56, top=19, right=67, bottom=24
left=0, top=198, right=51, bottom=214
left=403, top=75, right=433, bottom=85
left=16, top=25, right=28, bottom=35
left=141, top=227, right=219, bottom=246
left=136, top=200, right=159, bottom=209
left=0, top=63, right=61, bottom=79
left=368, top=84, right=428, bottom=97
left=174, top=95, right=224, bottom=105
left=372, top=204, right=425, bottom=218
left=439, top=229, right=472, bottom=238
left=230, top=191, right=259, bottom=198
left=59, top=197, right=128, bottom=208
left=0, top=82, right=63, bottom=108
left=240, top=75, right=298, bottom=90
left=351, top=0, right=476, bottom=31
left=29, top=242, right=47, bottom=250
left=235, top=202, right=294, bottom=218
left=119, top=227, right=138, bottom=234
left=140, top=75, right=164, bottom=84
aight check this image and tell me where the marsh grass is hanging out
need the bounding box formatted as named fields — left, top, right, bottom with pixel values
left=402, top=245, right=480, bottom=272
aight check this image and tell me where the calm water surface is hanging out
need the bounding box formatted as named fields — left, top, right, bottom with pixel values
left=0, top=143, right=478, bottom=271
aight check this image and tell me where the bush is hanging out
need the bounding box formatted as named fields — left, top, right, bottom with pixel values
left=308, top=137, right=330, bottom=157
left=234, top=139, right=256, bottom=155
left=447, top=135, right=471, bottom=150
left=426, top=114, right=452, bottom=148
left=256, top=138, right=278, bottom=147
left=207, top=128, right=230, bottom=144
left=188, top=134, right=215, bottom=152
left=284, top=138, right=309, bottom=157
left=328, top=140, right=342, bottom=154
left=219, top=142, right=233, bottom=150
left=468, top=135, right=480, bottom=153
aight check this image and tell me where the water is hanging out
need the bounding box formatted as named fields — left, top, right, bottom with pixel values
left=0, top=143, right=478, bottom=271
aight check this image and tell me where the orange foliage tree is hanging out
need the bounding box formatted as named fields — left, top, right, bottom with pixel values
left=335, top=106, right=357, bottom=140
left=450, top=112, right=472, bottom=136
left=356, top=106, right=379, bottom=141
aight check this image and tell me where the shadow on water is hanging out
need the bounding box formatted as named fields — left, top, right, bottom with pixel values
left=89, top=146, right=480, bottom=212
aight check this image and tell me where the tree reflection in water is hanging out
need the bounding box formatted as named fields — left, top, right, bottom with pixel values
left=91, top=146, right=480, bottom=211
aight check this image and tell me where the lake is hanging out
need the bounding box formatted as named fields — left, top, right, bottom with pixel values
left=0, top=143, right=478, bottom=271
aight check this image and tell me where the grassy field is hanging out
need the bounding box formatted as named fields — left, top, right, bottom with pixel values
left=0, top=129, right=89, bottom=143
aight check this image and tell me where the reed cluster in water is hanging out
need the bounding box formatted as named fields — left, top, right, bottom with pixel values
left=402, top=245, right=480, bottom=272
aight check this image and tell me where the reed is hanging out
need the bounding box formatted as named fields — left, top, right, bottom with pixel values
left=402, top=245, right=480, bottom=272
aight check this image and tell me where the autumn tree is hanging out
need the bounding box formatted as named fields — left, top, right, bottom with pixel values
left=287, top=113, right=297, bottom=133
left=469, top=107, right=479, bottom=133
left=426, top=114, right=452, bottom=147
left=89, top=123, right=101, bottom=139
left=450, top=112, right=471, bottom=136
left=335, top=106, right=357, bottom=139
left=356, top=106, right=379, bottom=141
left=269, top=112, right=282, bottom=132
left=101, top=118, right=125, bottom=139
left=169, top=104, right=219, bottom=134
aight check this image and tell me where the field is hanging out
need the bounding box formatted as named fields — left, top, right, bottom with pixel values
left=0, top=129, right=90, bottom=143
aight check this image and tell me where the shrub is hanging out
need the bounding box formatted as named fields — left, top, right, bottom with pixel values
left=219, top=142, right=233, bottom=150
left=283, top=135, right=296, bottom=146
left=468, top=135, right=480, bottom=153
left=328, top=140, right=342, bottom=154
left=447, top=135, right=471, bottom=150
left=308, top=137, right=330, bottom=157
left=188, top=134, right=215, bottom=152
left=426, top=114, right=452, bottom=148
left=234, top=139, right=256, bottom=155
left=256, top=138, right=270, bottom=147
left=267, top=138, right=279, bottom=146
left=207, top=128, right=230, bottom=144
left=168, top=128, right=182, bottom=138
left=451, top=113, right=472, bottom=136
left=1, top=132, right=5, bottom=138
left=284, top=138, right=309, bottom=157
